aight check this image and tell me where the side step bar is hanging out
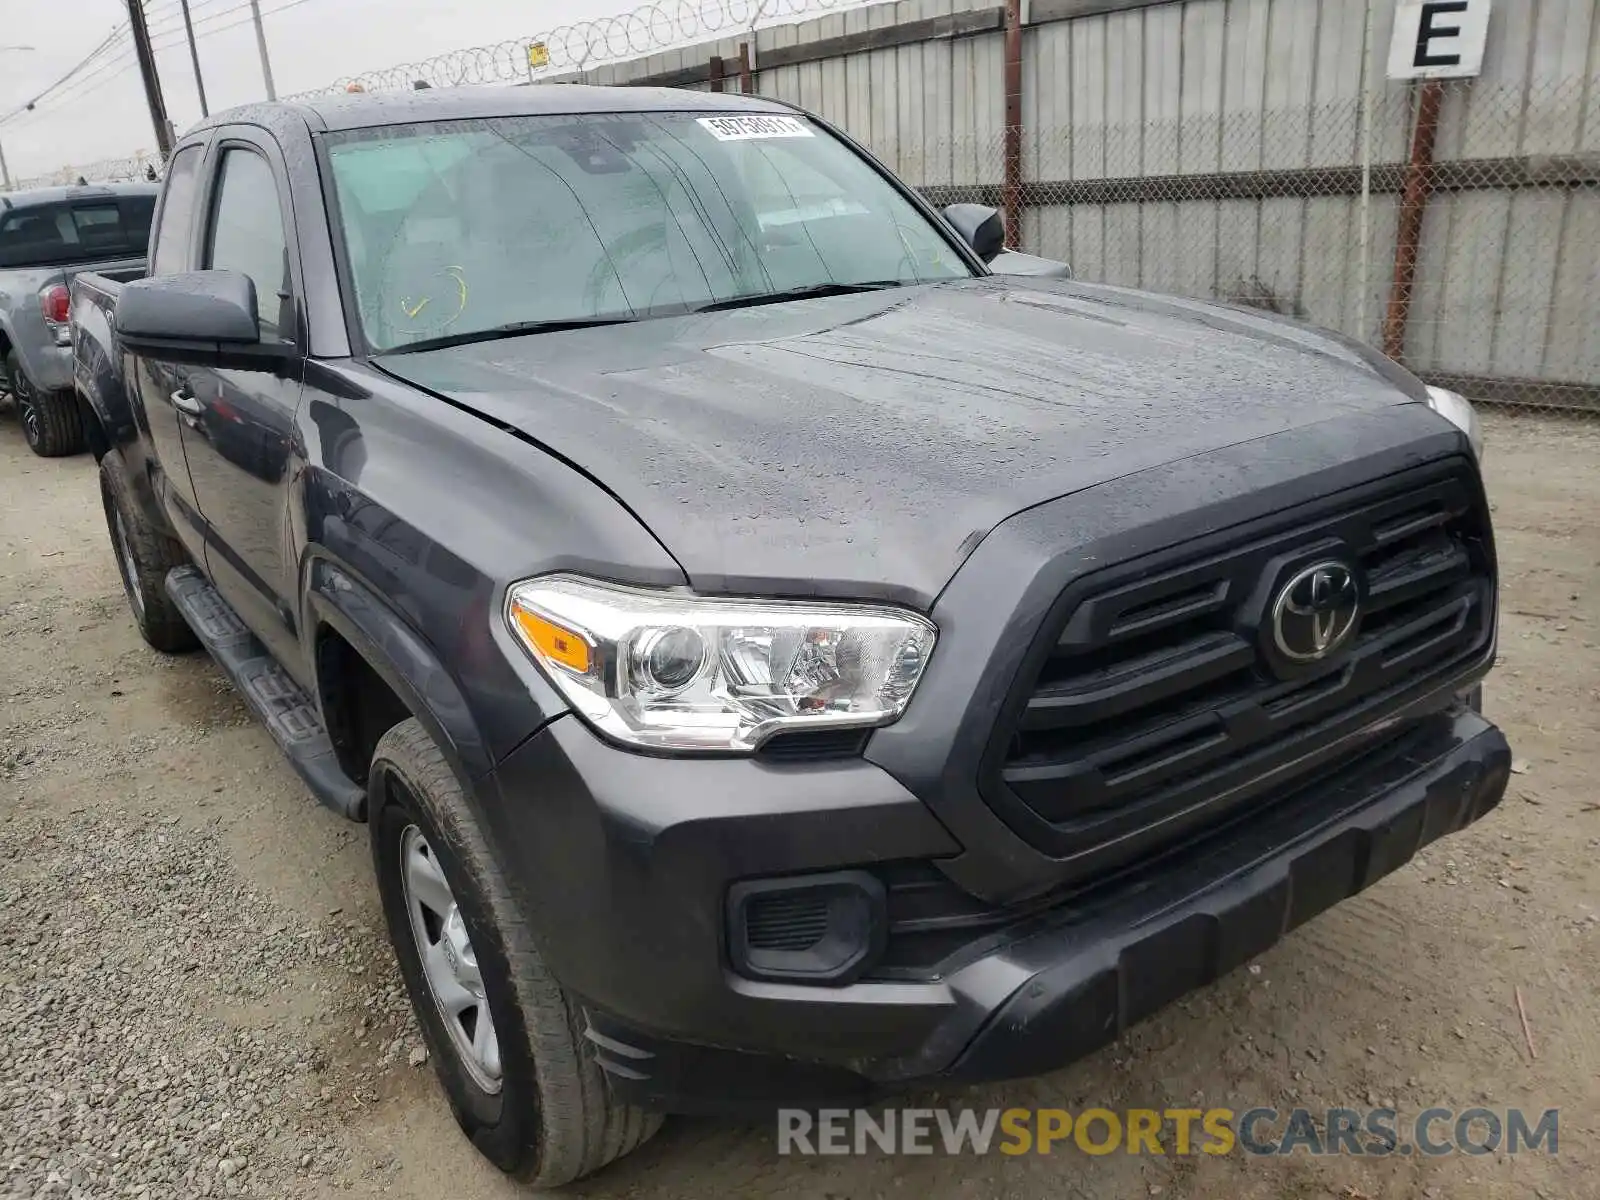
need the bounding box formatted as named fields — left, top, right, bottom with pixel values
left=166, top=566, right=366, bottom=821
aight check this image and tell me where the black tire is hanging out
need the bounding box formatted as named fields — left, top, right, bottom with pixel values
left=7, top=351, right=84, bottom=457
left=98, top=453, right=199, bottom=653
left=370, top=720, right=662, bottom=1186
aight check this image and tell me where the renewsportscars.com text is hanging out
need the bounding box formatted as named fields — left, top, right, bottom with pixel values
left=777, top=1107, right=1559, bottom=1157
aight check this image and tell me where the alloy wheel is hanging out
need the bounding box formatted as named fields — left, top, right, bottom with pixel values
left=13, top=373, right=40, bottom=447
left=400, top=824, right=502, bottom=1093
left=112, top=509, right=146, bottom=620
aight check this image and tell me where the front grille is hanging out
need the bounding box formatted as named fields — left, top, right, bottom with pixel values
left=982, top=461, right=1494, bottom=865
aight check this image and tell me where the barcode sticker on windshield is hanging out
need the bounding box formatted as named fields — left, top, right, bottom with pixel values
left=696, top=115, right=814, bottom=141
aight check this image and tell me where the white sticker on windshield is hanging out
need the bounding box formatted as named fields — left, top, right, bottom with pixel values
left=696, top=114, right=814, bottom=141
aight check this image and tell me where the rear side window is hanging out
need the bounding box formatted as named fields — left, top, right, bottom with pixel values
left=151, top=146, right=205, bottom=275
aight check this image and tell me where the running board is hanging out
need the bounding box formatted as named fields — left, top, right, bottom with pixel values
left=166, top=566, right=366, bottom=821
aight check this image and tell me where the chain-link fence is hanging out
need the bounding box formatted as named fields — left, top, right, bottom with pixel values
left=900, top=77, right=1592, bottom=414
left=991, top=77, right=1597, bottom=414
left=17, top=0, right=1594, bottom=415
left=564, top=1, right=1597, bottom=415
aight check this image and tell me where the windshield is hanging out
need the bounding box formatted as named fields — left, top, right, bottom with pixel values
left=324, top=111, right=974, bottom=352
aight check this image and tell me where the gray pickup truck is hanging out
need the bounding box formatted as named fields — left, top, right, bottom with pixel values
left=71, top=87, right=1504, bottom=1186
left=0, top=183, right=158, bottom=456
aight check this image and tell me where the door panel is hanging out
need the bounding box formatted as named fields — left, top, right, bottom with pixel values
left=178, top=365, right=300, bottom=596
left=181, top=136, right=308, bottom=678
left=136, top=143, right=208, bottom=559
left=139, top=355, right=211, bottom=564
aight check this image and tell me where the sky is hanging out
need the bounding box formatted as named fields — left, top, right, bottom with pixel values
left=0, top=0, right=655, bottom=181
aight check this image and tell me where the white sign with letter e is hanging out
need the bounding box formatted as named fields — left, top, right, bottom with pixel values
left=1388, top=0, right=1492, bottom=79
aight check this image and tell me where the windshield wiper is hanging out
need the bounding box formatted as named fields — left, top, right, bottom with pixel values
left=690, top=280, right=911, bottom=314
left=378, top=316, right=638, bottom=356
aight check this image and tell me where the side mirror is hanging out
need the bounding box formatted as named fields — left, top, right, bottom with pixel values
left=941, top=203, right=1006, bottom=263
left=115, top=270, right=293, bottom=370
left=987, top=249, right=1074, bottom=279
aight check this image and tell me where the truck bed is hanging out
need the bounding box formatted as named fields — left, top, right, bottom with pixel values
left=69, top=269, right=144, bottom=453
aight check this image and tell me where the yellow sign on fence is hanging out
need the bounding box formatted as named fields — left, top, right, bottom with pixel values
left=527, top=42, right=550, bottom=69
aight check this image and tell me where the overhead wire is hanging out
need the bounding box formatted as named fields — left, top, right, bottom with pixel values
left=18, top=0, right=274, bottom=118
left=3, top=0, right=324, bottom=127
left=0, top=26, right=130, bottom=122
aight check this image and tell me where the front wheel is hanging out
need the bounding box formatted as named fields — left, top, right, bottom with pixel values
left=7, top=351, right=84, bottom=457
left=369, top=720, right=661, bottom=1186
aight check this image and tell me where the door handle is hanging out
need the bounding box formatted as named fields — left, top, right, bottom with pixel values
left=170, top=389, right=202, bottom=416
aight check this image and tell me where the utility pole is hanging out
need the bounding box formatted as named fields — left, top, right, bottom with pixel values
left=0, top=45, right=36, bottom=191
left=248, top=0, right=277, bottom=100
left=178, top=0, right=208, bottom=117
left=126, top=0, right=174, bottom=158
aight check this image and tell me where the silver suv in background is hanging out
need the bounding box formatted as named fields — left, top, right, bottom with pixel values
left=0, top=183, right=157, bottom=456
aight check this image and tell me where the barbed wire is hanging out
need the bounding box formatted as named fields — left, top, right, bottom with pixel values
left=9, top=0, right=840, bottom=189
left=290, top=0, right=859, bottom=98
left=12, top=152, right=163, bottom=191
left=7, top=0, right=849, bottom=185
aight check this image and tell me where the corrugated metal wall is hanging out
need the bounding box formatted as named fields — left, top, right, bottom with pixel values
left=570, top=0, right=1600, bottom=405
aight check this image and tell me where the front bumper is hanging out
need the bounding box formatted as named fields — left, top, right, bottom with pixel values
left=485, top=704, right=1508, bottom=1113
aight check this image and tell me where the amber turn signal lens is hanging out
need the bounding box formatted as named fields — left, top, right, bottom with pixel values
left=511, top=606, right=592, bottom=674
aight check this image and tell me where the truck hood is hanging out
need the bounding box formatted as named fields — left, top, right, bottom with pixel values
left=378, top=276, right=1421, bottom=607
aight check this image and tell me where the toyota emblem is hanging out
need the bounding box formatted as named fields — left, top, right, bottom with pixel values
left=1271, top=561, right=1361, bottom=662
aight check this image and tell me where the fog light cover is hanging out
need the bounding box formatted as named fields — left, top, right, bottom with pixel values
left=728, top=871, right=886, bottom=984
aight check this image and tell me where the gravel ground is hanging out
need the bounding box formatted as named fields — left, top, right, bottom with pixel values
left=0, top=408, right=1597, bottom=1199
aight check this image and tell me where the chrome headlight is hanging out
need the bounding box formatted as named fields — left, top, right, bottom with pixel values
left=505, top=575, right=937, bottom=753
left=1425, top=385, right=1483, bottom=459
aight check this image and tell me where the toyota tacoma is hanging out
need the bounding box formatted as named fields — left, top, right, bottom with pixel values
left=70, top=86, right=1507, bottom=1185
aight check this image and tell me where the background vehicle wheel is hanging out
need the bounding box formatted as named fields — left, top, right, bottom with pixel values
left=98, top=453, right=198, bottom=652
left=370, top=720, right=662, bottom=1186
left=6, top=352, right=84, bottom=457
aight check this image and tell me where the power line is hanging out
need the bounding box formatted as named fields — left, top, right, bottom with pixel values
left=0, top=26, right=129, bottom=122
left=2, top=0, right=274, bottom=126
left=6, top=0, right=314, bottom=126
left=146, top=0, right=254, bottom=42
left=4, top=43, right=149, bottom=121
left=5, top=0, right=320, bottom=125
left=28, top=0, right=255, bottom=114
left=4, top=41, right=144, bottom=119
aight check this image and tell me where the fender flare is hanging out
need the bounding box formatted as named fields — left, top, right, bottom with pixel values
left=305, top=557, right=495, bottom=792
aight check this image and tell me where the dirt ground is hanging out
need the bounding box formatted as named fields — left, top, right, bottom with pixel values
left=1, top=409, right=1596, bottom=1199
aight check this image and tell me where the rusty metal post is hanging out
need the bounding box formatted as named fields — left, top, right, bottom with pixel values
left=1382, top=80, right=1444, bottom=361
left=1001, top=0, right=1024, bottom=248
left=709, top=55, right=725, bottom=93
left=737, top=42, right=752, bottom=93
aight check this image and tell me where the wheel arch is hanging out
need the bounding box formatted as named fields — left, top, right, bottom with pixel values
left=77, top=394, right=112, bottom=460
left=306, top=557, right=496, bottom=813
